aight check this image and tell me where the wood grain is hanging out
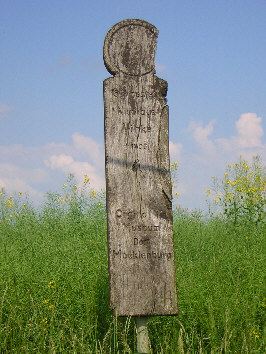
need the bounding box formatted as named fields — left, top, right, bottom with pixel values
left=103, top=19, right=178, bottom=316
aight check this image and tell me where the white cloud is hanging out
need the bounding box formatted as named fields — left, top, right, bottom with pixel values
left=235, top=113, right=263, bottom=148
left=57, top=54, right=72, bottom=67
left=172, top=112, right=265, bottom=210
left=47, top=53, right=72, bottom=72
left=0, top=177, right=44, bottom=200
left=0, top=133, right=105, bottom=203
left=0, top=115, right=264, bottom=210
left=45, top=154, right=104, bottom=190
left=169, top=141, right=183, bottom=161
left=0, top=163, right=48, bottom=202
left=0, top=103, right=13, bottom=118
left=0, top=163, right=48, bottom=184
left=72, top=132, right=104, bottom=166
left=187, top=113, right=265, bottom=163
left=189, top=120, right=216, bottom=155
left=217, top=113, right=264, bottom=153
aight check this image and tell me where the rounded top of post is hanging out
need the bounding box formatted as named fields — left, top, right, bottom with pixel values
left=103, top=19, right=158, bottom=76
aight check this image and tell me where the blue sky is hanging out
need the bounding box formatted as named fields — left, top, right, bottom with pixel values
left=0, top=0, right=265, bottom=209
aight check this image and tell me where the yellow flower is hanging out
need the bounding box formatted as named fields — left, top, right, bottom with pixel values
left=48, top=304, right=54, bottom=310
left=170, top=162, right=178, bottom=168
left=206, top=189, right=211, bottom=196
left=242, top=162, right=250, bottom=170
left=58, top=198, right=64, bottom=203
left=62, top=183, right=67, bottom=189
left=19, top=191, right=23, bottom=195
left=40, top=318, right=48, bottom=324
left=98, top=202, right=103, bottom=206
left=174, top=192, right=180, bottom=197
left=84, top=174, right=90, bottom=183
left=5, top=198, right=15, bottom=208
left=43, top=299, right=49, bottom=304
left=90, top=190, right=96, bottom=197
left=252, top=329, right=260, bottom=339
left=48, top=280, right=56, bottom=288
left=74, top=185, right=78, bottom=190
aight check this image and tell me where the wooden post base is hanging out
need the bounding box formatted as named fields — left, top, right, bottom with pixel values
left=136, top=317, right=149, bottom=353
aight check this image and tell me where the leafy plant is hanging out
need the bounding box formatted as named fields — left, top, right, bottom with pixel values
left=206, top=156, right=265, bottom=223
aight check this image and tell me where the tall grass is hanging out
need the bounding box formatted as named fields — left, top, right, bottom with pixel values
left=0, top=183, right=265, bottom=352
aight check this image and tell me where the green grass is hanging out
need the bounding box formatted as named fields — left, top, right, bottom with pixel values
left=0, top=191, right=265, bottom=353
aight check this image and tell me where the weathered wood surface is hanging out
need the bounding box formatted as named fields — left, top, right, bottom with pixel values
left=103, top=19, right=178, bottom=316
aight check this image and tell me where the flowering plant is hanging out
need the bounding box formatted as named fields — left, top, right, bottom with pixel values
left=207, top=156, right=265, bottom=224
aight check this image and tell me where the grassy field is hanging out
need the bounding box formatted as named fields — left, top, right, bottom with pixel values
left=0, top=185, right=265, bottom=353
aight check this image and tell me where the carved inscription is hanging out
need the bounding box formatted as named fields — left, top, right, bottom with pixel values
left=111, top=88, right=160, bottom=99
left=115, top=208, right=167, bottom=220
left=134, top=238, right=150, bottom=245
left=130, top=225, right=159, bottom=231
left=123, top=123, right=151, bottom=134
left=112, top=249, right=172, bottom=261
left=115, top=108, right=156, bottom=116
left=104, top=19, right=178, bottom=316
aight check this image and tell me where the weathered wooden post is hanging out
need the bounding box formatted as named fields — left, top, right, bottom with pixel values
left=103, top=19, right=178, bottom=352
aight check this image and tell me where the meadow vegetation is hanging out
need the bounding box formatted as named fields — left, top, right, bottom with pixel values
left=0, top=158, right=265, bottom=353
